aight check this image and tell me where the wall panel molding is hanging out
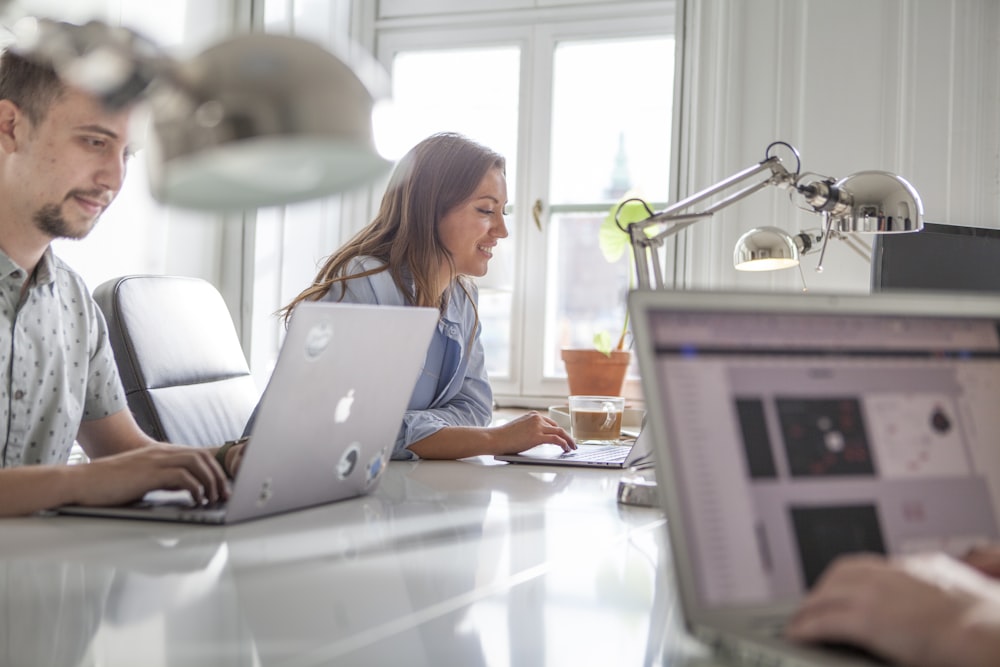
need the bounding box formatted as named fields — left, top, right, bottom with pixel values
left=676, top=0, right=1000, bottom=293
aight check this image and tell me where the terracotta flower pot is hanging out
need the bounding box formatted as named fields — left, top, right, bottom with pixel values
left=560, top=348, right=631, bottom=397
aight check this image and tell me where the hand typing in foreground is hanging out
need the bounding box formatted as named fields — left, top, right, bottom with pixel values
left=785, top=550, right=1000, bottom=667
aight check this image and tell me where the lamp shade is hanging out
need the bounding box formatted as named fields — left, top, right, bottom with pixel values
left=734, top=226, right=799, bottom=271
left=830, top=170, right=923, bottom=233
left=145, top=33, right=391, bottom=210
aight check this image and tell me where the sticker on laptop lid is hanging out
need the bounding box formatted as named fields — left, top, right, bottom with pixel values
left=304, top=322, right=334, bottom=360
left=365, top=447, right=389, bottom=486
left=337, top=443, right=361, bottom=479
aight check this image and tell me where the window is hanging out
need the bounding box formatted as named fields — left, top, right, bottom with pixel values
left=541, top=34, right=673, bottom=383
left=377, top=45, right=521, bottom=377
left=374, top=2, right=675, bottom=405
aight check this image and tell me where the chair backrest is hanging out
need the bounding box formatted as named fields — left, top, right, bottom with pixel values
left=93, top=275, right=260, bottom=447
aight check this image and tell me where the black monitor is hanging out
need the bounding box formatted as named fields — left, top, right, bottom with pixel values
left=871, top=222, right=1000, bottom=293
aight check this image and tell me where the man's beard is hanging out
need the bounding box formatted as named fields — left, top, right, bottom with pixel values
left=33, top=200, right=99, bottom=240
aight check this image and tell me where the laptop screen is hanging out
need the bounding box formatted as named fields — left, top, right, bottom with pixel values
left=640, top=299, right=1000, bottom=610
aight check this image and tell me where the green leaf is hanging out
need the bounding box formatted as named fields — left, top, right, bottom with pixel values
left=599, top=196, right=653, bottom=263
left=593, top=331, right=613, bottom=357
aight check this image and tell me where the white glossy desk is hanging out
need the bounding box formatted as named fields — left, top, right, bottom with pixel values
left=1, top=457, right=712, bottom=666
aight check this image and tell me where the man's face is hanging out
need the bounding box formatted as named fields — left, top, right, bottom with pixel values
left=12, top=88, right=132, bottom=240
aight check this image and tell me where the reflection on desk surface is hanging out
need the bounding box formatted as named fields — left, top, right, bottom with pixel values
left=0, top=458, right=698, bottom=666
left=0, top=561, right=111, bottom=667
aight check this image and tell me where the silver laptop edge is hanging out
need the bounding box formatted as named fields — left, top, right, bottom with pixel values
left=493, top=428, right=653, bottom=469
left=630, top=289, right=1000, bottom=665
left=59, top=303, right=438, bottom=524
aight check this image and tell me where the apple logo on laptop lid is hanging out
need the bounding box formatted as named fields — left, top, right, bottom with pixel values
left=334, top=389, right=355, bottom=423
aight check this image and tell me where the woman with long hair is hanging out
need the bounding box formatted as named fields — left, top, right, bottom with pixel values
left=280, top=132, right=575, bottom=460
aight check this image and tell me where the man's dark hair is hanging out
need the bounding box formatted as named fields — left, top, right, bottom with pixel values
left=0, top=49, right=65, bottom=124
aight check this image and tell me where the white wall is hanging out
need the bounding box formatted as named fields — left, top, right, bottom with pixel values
left=674, top=0, right=1000, bottom=293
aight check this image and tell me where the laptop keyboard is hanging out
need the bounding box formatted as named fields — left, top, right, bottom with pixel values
left=132, top=493, right=229, bottom=515
left=561, top=444, right=629, bottom=462
left=707, top=620, right=891, bottom=667
left=751, top=616, right=787, bottom=638
left=141, top=497, right=229, bottom=524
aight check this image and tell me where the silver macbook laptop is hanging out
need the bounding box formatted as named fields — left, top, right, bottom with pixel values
left=58, top=302, right=437, bottom=524
left=629, top=288, right=1000, bottom=666
left=493, top=426, right=653, bottom=468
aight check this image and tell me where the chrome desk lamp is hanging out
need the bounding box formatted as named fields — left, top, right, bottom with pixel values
left=615, top=141, right=924, bottom=288
left=5, top=13, right=390, bottom=210
left=615, top=142, right=924, bottom=508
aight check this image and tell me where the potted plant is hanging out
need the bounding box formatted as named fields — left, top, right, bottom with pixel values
left=561, top=194, right=652, bottom=396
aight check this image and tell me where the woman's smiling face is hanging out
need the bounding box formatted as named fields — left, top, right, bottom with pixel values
left=437, top=166, right=508, bottom=278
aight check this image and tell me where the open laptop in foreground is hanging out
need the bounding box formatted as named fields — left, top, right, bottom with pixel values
left=494, top=425, right=653, bottom=468
left=629, top=288, right=1000, bottom=666
left=58, top=302, right=437, bottom=525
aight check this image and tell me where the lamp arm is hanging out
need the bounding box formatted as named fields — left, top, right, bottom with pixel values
left=625, top=141, right=921, bottom=283
left=639, top=156, right=784, bottom=228
left=830, top=232, right=873, bottom=264
left=809, top=217, right=874, bottom=273
left=628, top=149, right=798, bottom=290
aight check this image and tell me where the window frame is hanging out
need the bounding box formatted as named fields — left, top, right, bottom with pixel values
left=373, top=2, right=677, bottom=407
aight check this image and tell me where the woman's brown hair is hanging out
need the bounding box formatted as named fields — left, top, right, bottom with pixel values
left=281, top=132, right=505, bottom=323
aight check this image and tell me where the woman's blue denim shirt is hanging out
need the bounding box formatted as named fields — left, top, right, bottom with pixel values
left=322, top=257, right=493, bottom=460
